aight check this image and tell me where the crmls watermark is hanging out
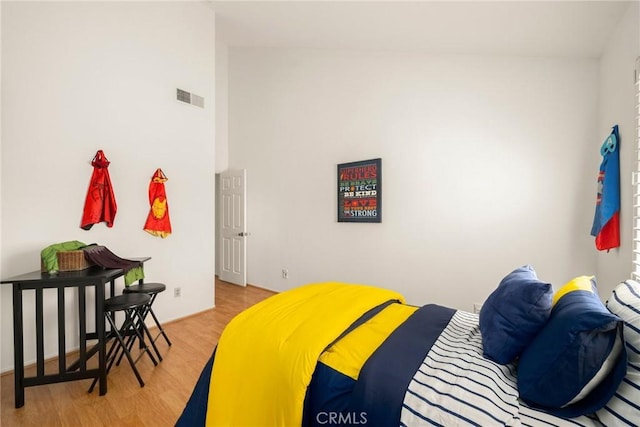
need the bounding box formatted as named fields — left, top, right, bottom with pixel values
left=316, top=412, right=368, bottom=425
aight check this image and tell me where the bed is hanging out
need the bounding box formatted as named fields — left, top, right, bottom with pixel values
left=176, top=269, right=640, bottom=427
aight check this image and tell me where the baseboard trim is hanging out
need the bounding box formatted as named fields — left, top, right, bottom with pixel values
left=0, top=309, right=215, bottom=377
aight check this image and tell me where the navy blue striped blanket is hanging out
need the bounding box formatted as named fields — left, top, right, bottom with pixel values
left=177, top=304, right=603, bottom=426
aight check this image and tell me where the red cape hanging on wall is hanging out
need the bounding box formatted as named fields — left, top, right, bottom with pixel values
left=144, top=168, right=172, bottom=238
left=80, top=150, right=117, bottom=230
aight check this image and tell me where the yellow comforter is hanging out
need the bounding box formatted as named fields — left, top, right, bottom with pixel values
left=206, top=282, right=405, bottom=426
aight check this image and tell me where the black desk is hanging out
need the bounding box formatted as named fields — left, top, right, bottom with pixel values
left=0, top=258, right=150, bottom=408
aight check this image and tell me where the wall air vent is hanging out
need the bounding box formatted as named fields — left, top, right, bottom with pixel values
left=191, top=93, right=205, bottom=108
left=176, top=88, right=205, bottom=108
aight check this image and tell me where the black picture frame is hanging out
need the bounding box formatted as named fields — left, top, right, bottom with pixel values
left=337, top=158, right=382, bottom=223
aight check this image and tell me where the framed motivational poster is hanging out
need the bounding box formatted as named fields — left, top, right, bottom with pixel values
left=337, top=158, right=382, bottom=223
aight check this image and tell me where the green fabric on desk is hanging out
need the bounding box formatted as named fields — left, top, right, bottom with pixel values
left=124, top=266, right=144, bottom=286
left=40, top=241, right=87, bottom=272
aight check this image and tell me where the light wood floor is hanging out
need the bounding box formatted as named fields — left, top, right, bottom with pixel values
left=0, top=278, right=276, bottom=426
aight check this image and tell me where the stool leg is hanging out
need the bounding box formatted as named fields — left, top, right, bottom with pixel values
left=119, top=309, right=148, bottom=386
left=115, top=303, right=163, bottom=365
left=148, top=307, right=172, bottom=346
left=114, top=321, right=144, bottom=367
left=114, top=310, right=147, bottom=386
left=124, top=293, right=170, bottom=361
left=114, top=332, right=134, bottom=367
left=135, top=308, right=163, bottom=363
left=137, top=301, right=164, bottom=361
left=89, top=310, right=146, bottom=392
left=111, top=312, right=135, bottom=368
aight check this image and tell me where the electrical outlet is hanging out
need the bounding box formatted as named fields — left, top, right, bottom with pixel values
left=174, top=287, right=181, bottom=297
left=282, top=269, right=288, bottom=279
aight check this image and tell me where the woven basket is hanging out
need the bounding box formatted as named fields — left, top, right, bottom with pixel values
left=41, top=250, right=93, bottom=272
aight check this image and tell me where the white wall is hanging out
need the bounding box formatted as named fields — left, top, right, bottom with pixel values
left=596, top=2, right=640, bottom=299
left=215, top=41, right=229, bottom=174
left=228, top=48, right=600, bottom=310
left=214, top=40, right=229, bottom=276
left=0, top=1, right=216, bottom=372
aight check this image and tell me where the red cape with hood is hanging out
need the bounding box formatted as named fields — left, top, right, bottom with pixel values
left=81, top=150, right=117, bottom=230
left=144, top=168, right=172, bottom=238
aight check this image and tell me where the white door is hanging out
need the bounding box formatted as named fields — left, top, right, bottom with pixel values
left=219, top=169, right=247, bottom=286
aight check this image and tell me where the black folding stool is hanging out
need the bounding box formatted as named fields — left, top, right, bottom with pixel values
left=89, top=293, right=158, bottom=392
left=122, top=282, right=172, bottom=361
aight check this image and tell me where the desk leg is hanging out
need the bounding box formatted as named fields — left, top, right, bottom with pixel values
left=35, top=289, right=44, bottom=377
left=96, top=281, right=107, bottom=395
left=12, top=284, right=25, bottom=408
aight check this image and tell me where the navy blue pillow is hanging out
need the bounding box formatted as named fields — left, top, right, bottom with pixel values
left=479, top=265, right=553, bottom=364
left=517, top=277, right=627, bottom=418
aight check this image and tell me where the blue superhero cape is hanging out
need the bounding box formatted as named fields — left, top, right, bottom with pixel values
left=590, top=125, right=620, bottom=251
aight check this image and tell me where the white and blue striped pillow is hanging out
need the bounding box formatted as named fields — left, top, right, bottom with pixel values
left=597, top=280, right=640, bottom=426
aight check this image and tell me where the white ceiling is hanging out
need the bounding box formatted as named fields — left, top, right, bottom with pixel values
left=209, top=1, right=635, bottom=58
